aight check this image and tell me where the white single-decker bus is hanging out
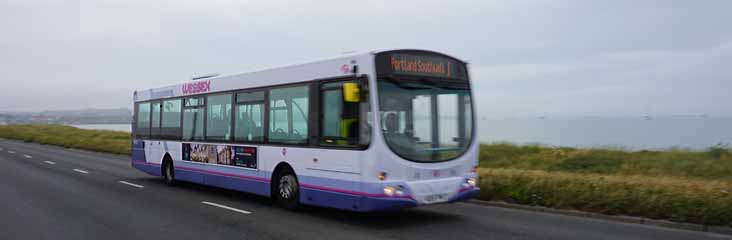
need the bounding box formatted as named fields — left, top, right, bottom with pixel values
left=131, top=49, right=479, bottom=211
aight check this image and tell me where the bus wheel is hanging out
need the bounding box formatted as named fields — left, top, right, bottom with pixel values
left=275, top=169, right=300, bottom=210
left=162, top=159, right=176, bottom=186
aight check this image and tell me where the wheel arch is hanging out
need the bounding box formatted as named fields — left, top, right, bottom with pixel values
left=270, top=162, right=296, bottom=198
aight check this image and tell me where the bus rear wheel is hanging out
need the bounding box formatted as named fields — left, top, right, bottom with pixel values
left=162, top=159, right=176, bottom=186
left=275, top=169, right=300, bottom=210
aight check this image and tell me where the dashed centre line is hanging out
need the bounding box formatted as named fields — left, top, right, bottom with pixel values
left=118, top=181, right=144, bottom=188
left=73, top=169, right=89, bottom=174
left=8, top=151, right=15, bottom=154
left=201, top=201, right=252, bottom=214
left=44, top=161, right=56, bottom=165
left=23, top=155, right=32, bottom=158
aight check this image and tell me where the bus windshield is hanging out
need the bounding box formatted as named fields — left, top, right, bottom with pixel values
left=378, top=78, right=473, bottom=162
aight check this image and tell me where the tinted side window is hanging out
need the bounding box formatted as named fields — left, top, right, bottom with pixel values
left=269, top=85, right=309, bottom=144
left=151, top=101, right=162, bottom=139
left=183, top=97, right=205, bottom=141
left=206, top=93, right=232, bottom=141
left=136, top=102, right=150, bottom=138
left=235, top=91, right=265, bottom=142
left=161, top=99, right=182, bottom=139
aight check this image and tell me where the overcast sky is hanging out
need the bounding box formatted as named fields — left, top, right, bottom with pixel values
left=1, top=0, right=730, bottom=117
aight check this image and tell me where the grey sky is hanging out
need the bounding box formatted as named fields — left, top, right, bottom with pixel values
left=1, top=0, right=730, bottom=117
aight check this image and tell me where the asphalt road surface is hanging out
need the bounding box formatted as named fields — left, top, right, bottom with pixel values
left=0, top=139, right=729, bottom=240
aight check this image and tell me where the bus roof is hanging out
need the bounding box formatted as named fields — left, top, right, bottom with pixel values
left=133, top=49, right=464, bottom=102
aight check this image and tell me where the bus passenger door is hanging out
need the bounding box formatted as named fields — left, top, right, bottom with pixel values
left=146, top=101, right=165, bottom=164
left=308, top=80, right=363, bottom=174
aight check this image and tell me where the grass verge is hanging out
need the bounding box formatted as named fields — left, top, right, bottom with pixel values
left=479, top=168, right=732, bottom=226
left=480, top=142, right=732, bottom=181
left=0, top=124, right=130, bottom=155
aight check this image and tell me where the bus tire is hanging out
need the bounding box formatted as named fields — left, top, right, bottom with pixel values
left=162, top=157, right=176, bottom=186
left=274, top=168, right=301, bottom=210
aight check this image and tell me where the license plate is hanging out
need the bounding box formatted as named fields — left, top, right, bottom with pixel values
left=423, top=194, right=448, bottom=204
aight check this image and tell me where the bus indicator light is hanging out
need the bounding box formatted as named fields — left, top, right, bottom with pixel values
left=340, top=64, right=350, bottom=74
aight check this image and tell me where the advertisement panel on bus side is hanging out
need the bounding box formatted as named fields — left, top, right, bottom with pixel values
left=182, top=143, right=257, bottom=169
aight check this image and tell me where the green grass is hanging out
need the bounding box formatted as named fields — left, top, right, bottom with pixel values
left=480, top=142, right=732, bottom=181
left=1, top=125, right=730, bottom=226
left=0, top=124, right=130, bottom=155
left=479, top=168, right=732, bottom=226
left=478, top=142, right=732, bottom=226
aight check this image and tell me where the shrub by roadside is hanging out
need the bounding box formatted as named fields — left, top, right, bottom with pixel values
left=478, top=168, right=732, bottom=226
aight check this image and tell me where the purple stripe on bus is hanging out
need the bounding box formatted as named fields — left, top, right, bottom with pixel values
left=458, top=186, right=474, bottom=193
left=173, top=165, right=411, bottom=199
left=132, top=160, right=420, bottom=201
left=133, top=161, right=160, bottom=166
left=174, top=165, right=270, bottom=183
left=301, top=183, right=413, bottom=199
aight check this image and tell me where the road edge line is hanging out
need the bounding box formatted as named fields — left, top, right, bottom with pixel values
left=464, top=200, right=732, bottom=236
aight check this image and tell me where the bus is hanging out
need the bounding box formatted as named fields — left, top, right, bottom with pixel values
left=131, top=49, right=479, bottom=211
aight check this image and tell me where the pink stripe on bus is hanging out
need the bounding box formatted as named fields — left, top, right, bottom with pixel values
left=132, top=160, right=413, bottom=199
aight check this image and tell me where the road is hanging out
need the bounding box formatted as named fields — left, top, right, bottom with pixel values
left=0, top=139, right=728, bottom=240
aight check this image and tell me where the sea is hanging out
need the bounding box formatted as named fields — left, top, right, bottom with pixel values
left=71, top=117, right=732, bottom=151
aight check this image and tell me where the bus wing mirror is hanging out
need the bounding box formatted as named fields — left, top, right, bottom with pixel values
left=343, top=83, right=360, bottom=102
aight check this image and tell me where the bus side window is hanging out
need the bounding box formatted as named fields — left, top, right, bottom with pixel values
left=268, top=85, right=309, bottom=144
left=136, top=102, right=151, bottom=139
left=161, top=99, right=182, bottom=140
left=150, top=101, right=162, bottom=139
left=234, top=91, right=265, bottom=142
left=206, top=93, right=233, bottom=141
left=183, top=97, right=205, bottom=141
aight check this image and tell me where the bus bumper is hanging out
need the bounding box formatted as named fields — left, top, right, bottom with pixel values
left=449, top=188, right=480, bottom=203
left=359, top=187, right=479, bottom=211
left=359, top=197, right=419, bottom=212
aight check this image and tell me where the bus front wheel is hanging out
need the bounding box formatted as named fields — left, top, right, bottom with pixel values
left=275, top=169, right=300, bottom=210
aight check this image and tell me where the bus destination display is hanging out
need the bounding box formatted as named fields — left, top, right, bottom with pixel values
left=387, top=53, right=466, bottom=79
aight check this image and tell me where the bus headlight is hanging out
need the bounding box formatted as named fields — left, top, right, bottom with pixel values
left=384, top=186, right=396, bottom=196
left=383, top=186, right=404, bottom=196
left=466, top=177, right=477, bottom=187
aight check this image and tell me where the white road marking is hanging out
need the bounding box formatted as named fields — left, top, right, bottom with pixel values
left=44, top=161, right=56, bottom=165
left=8, top=151, right=15, bottom=154
left=73, top=169, right=89, bottom=174
left=201, top=201, right=252, bottom=214
left=23, top=155, right=32, bottom=158
left=118, top=181, right=144, bottom=188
